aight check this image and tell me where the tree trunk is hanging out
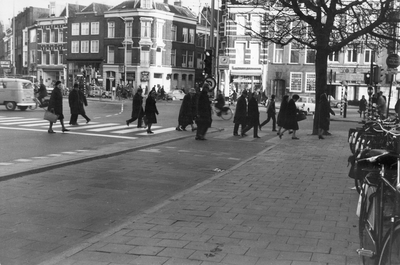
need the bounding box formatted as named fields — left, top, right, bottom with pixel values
left=312, top=49, right=329, bottom=135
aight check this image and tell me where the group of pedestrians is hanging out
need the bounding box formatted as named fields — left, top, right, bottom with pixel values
left=45, top=81, right=91, bottom=134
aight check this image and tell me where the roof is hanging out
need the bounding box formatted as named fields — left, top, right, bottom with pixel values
left=109, top=0, right=196, bottom=19
left=60, top=4, right=86, bottom=17
left=81, top=3, right=112, bottom=14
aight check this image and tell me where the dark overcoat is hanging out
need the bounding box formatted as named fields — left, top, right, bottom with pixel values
left=145, top=96, right=159, bottom=123
left=48, top=86, right=64, bottom=120
left=283, top=99, right=299, bottom=130
left=131, top=93, right=144, bottom=119
left=196, top=91, right=212, bottom=124
left=318, top=97, right=335, bottom=131
left=233, top=95, right=247, bottom=124
left=69, top=89, right=87, bottom=115
left=178, top=93, right=195, bottom=126
left=247, top=97, right=260, bottom=125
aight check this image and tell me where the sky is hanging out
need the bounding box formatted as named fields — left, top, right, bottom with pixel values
left=0, top=0, right=211, bottom=27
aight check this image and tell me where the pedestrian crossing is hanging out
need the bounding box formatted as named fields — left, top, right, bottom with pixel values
left=0, top=116, right=176, bottom=139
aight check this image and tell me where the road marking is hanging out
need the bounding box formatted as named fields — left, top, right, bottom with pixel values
left=0, top=118, right=38, bottom=123
left=136, top=127, right=176, bottom=135
left=112, top=126, right=161, bottom=134
left=22, top=122, right=52, bottom=127
left=65, top=123, right=117, bottom=130
left=14, top=159, right=32, bottom=162
left=1, top=119, right=43, bottom=125
left=87, top=125, right=130, bottom=132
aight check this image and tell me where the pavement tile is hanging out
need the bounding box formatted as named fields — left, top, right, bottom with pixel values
left=157, top=247, right=196, bottom=258
left=127, top=245, right=165, bottom=255
left=221, top=253, right=259, bottom=265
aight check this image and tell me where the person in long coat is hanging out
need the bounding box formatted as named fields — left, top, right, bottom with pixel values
left=47, top=81, right=69, bottom=133
left=233, top=89, right=248, bottom=136
left=279, top=94, right=300, bottom=140
left=318, top=93, right=335, bottom=139
left=126, top=88, right=144, bottom=128
left=276, top=95, right=289, bottom=136
left=259, top=94, right=277, bottom=131
left=145, top=91, right=159, bottom=134
left=241, top=91, right=260, bottom=138
left=69, top=83, right=91, bottom=125
left=195, top=83, right=212, bottom=140
left=176, top=88, right=197, bottom=131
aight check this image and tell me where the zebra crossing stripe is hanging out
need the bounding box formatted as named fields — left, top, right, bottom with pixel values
left=136, top=127, right=176, bottom=135
left=65, top=123, right=119, bottom=130
left=112, top=126, right=161, bottom=134
left=88, top=125, right=131, bottom=132
left=1, top=119, right=43, bottom=125
left=0, top=118, right=39, bottom=124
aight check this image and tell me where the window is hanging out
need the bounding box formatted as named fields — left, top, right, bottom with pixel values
left=189, top=29, right=195, bottom=44
left=125, top=21, right=133, bottom=38
left=305, top=48, right=316, bottom=64
left=171, top=25, right=177, bottom=41
left=156, top=21, right=164, bottom=40
left=290, top=72, right=302, bottom=92
left=289, top=43, right=300, bottom=64
left=107, top=46, right=114, bottom=64
left=140, top=49, right=150, bottom=65
left=30, top=29, right=36, bottom=43
left=236, top=42, right=246, bottom=64
left=71, top=41, right=79, bottom=53
left=43, top=52, right=48, bottom=65
left=58, top=30, right=63, bottom=43
left=328, top=51, right=339, bottom=62
left=50, top=51, right=56, bottom=65
left=305, top=73, right=316, bottom=92
left=72, top=23, right=80, bottom=35
left=42, top=30, right=48, bottom=43
left=81, top=23, right=89, bottom=35
left=182, top=28, right=188, bottom=43
left=58, top=53, right=63, bottom=65
left=141, top=0, right=152, bottom=8
left=274, top=44, right=283, bottom=63
left=108, top=22, right=115, bottom=38
left=188, top=52, right=194, bottom=67
left=251, top=15, right=261, bottom=34
left=236, top=15, right=246, bottom=35
left=346, top=47, right=358, bottom=63
left=91, top=40, right=99, bottom=53
left=126, top=50, right=132, bottom=65
left=141, top=20, right=151, bottom=38
left=50, top=30, right=55, bottom=43
left=30, top=50, right=35, bottom=63
left=171, top=49, right=176, bottom=66
left=182, top=51, right=187, bottom=67
left=81, top=41, right=89, bottom=53
left=197, top=53, right=203, bottom=68
left=91, top=22, right=99, bottom=35
left=250, top=42, right=260, bottom=65
left=156, top=49, right=162, bottom=66
left=364, top=49, right=374, bottom=64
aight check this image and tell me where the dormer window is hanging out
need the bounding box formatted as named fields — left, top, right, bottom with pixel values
left=141, top=0, right=152, bottom=9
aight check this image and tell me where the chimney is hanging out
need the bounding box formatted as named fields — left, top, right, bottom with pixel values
left=174, top=1, right=181, bottom=6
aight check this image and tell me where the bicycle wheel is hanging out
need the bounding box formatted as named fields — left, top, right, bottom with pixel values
left=379, top=223, right=400, bottom=265
left=220, top=108, right=233, bottom=120
left=358, top=179, right=379, bottom=265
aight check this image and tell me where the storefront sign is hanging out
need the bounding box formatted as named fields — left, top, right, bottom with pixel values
left=0, top=60, right=11, bottom=68
left=141, top=71, right=149, bottom=82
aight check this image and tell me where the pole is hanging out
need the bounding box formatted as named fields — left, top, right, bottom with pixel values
left=215, top=0, right=220, bottom=96
left=387, top=73, right=394, bottom=118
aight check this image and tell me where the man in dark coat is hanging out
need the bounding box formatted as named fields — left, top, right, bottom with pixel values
left=176, top=88, right=197, bottom=131
left=259, top=94, right=277, bottom=131
left=47, top=81, right=69, bottom=133
left=318, top=93, right=335, bottom=139
left=279, top=94, right=300, bottom=140
left=145, top=91, right=159, bottom=134
left=233, top=89, right=248, bottom=136
left=241, top=91, right=260, bottom=138
left=126, top=88, right=144, bottom=128
left=195, top=84, right=212, bottom=140
left=69, top=83, right=90, bottom=125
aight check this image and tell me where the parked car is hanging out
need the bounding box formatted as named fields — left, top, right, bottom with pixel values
left=167, top=90, right=185, bottom=100
left=328, top=95, right=341, bottom=108
left=296, top=96, right=315, bottom=115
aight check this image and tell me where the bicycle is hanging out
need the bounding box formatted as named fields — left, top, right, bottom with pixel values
left=212, top=104, right=233, bottom=120
left=355, top=125, right=400, bottom=264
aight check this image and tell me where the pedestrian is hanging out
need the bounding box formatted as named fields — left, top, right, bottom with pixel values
left=377, top=91, right=387, bottom=119
left=47, top=81, right=69, bottom=133
left=279, top=94, right=300, bottom=140
left=233, top=89, right=248, bottom=136
left=195, top=83, right=212, bottom=140
left=359, top=95, right=367, bottom=118
left=176, top=88, right=197, bottom=131
left=259, top=94, right=277, bottom=131
left=36, top=83, right=48, bottom=107
left=241, top=91, right=260, bottom=138
left=126, top=88, right=145, bottom=128
left=317, top=93, right=335, bottom=139
left=68, top=83, right=91, bottom=126
left=276, top=95, right=289, bottom=136
left=144, top=91, right=159, bottom=134
left=214, top=90, right=225, bottom=116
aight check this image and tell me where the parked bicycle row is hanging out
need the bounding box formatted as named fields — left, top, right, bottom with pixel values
left=347, top=114, right=400, bottom=264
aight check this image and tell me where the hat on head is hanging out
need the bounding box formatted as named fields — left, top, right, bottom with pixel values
left=189, top=88, right=196, bottom=93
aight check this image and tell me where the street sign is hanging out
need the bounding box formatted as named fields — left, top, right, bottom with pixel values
left=0, top=60, right=11, bottom=68
left=204, top=77, right=216, bottom=90
left=386, top=54, right=400, bottom=68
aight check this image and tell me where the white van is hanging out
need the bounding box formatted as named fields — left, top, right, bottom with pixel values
left=0, top=78, right=36, bottom=110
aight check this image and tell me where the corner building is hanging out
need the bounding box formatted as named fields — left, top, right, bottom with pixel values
left=103, top=0, right=197, bottom=92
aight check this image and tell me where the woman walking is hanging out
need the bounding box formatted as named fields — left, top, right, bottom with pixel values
left=144, top=91, right=159, bottom=134
left=241, top=91, right=260, bottom=138
left=276, top=95, right=289, bottom=136
left=195, top=83, right=212, bottom=140
left=47, top=81, right=69, bottom=133
left=279, top=94, right=300, bottom=140
left=68, top=83, right=91, bottom=125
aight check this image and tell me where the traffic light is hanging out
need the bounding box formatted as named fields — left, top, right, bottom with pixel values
left=364, top=72, right=371, bottom=85
left=373, top=65, right=384, bottom=84
left=203, top=49, right=213, bottom=76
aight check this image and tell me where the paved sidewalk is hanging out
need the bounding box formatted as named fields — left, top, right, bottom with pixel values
left=37, top=114, right=361, bottom=265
